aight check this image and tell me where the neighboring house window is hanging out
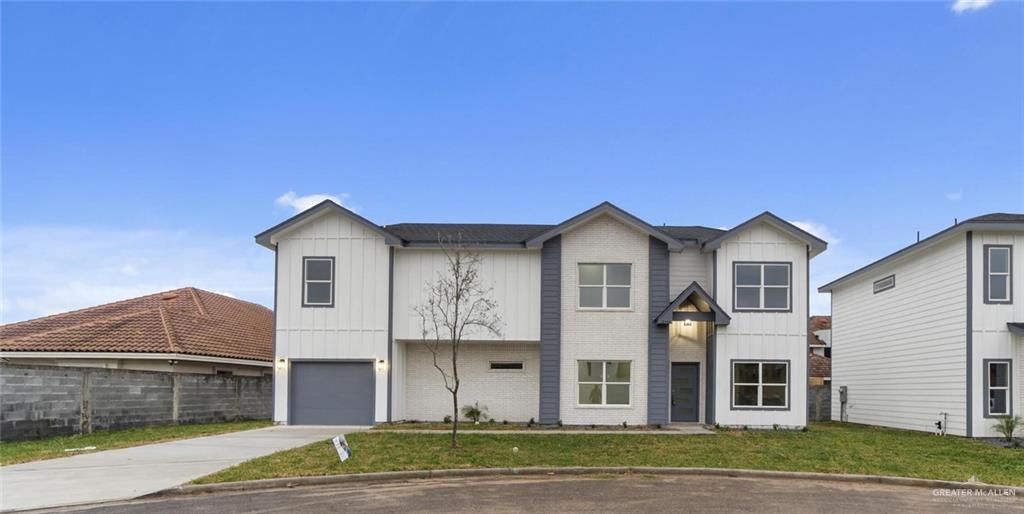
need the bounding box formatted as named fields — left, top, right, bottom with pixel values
left=489, top=362, right=523, bottom=371
left=985, top=245, right=1012, bottom=304
left=578, top=360, right=631, bottom=405
left=732, top=361, right=789, bottom=409
left=985, top=360, right=1012, bottom=417
left=734, top=263, right=791, bottom=311
left=873, top=275, right=895, bottom=294
left=303, top=257, right=335, bottom=307
left=578, top=264, right=631, bottom=309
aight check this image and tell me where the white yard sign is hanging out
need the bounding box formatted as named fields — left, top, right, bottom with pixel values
left=332, top=435, right=351, bottom=462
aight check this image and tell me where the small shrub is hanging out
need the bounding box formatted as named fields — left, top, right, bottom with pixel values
left=488, top=418, right=496, bottom=424
left=443, top=415, right=452, bottom=424
left=461, top=402, right=489, bottom=423
left=622, top=421, right=628, bottom=429
left=801, top=426, right=810, bottom=432
left=528, top=417, right=535, bottom=427
left=714, top=423, right=721, bottom=430
left=502, top=420, right=508, bottom=425
left=992, top=415, right=1022, bottom=443
left=557, top=419, right=563, bottom=427
left=772, top=424, right=780, bottom=431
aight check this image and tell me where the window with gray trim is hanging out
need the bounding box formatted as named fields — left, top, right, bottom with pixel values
left=985, top=246, right=1012, bottom=304
left=578, top=264, right=631, bottom=309
left=873, top=275, right=895, bottom=294
left=303, top=257, right=334, bottom=307
left=734, top=263, right=791, bottom=311
left=985, top=360, right=1011, bottom=417
left=732, top=361, right=788, bottom=408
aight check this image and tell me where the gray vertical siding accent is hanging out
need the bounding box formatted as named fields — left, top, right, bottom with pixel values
left=805, top=246, right=811, bottom=427
left=648, top=237, right=670, bottom=425
left=539, top=236, right=561, bottom=424
left=966, top=231, right=973, bottom=437
left=387, top=246, right=394, bottom=422
left=706, top=330, right=716, bottom=425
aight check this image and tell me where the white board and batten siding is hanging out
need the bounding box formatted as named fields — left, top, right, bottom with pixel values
left=714, top=224, right=809, bottom=428
left=272, top=211, right=391, bottom=423
left=669, top=249, right=713, bottom=295
left=970, top=231, right=1024, bottom=437
left=830, top=234, right=968, bottom=435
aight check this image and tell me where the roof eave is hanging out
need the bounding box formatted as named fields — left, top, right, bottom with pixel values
left=254, top=200, right=404, bottom=250
left=703, top=211, right=828, bottom=257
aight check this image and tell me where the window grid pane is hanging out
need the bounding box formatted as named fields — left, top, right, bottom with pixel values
left=732, top=361, right=788, bottom=408
left=579, top=264, right=632, bottom=309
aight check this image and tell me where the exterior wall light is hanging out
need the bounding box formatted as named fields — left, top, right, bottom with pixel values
left=683, top=319, right=693, bottom=327
left=276, top=358, right=287, bottom=370
left=377, top=359, right=388, bottom=372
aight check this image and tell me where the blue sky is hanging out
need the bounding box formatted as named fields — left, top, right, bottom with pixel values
left=2, top=1, right=1021, bottom=322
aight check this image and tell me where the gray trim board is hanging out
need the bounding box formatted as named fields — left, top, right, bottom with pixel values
left=982, top=244, right=1013, bottom=304
left=526, top=202, right=684, bottom=251
left=256, top=199, right=402, bottom=249
left=538, top=236, right=561, bottom=424
left=729, top=359, right=793, bottom=411
left=703, top=212, right=827, bottom=257
left=706, top=328, right=716, bottom=425
left=731, top=261, right=794, bottom=313
left=387, top=247, right=394, bottom=422
left=301, top=256, right=336, bottom=308
left=966, top=231, right=973, bottom=437
left=654, top=281, right=730, bottom=326
left=982, top=359, right=1013, bottom=418
left=648, top=237, right=670, bottom=426
left=819, top=218, right=1024, bottom=292
left=805, top=246, right=810, bottom=427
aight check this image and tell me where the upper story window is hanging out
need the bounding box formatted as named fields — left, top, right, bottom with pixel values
left=985, top=245, right=1012, bottom=304
left=873, top=275, right=896, bottom=294
left=578, top=263, right=631, bottom=309
left=734, top=262, right=791, bottom=311
left=303, top=257, right=335, bottom=307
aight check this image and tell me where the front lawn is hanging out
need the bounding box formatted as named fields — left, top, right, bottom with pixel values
left=196, top=422, right=1024, bottom=486
left=0, top=420, right=272, bottom=465
left=373, top=421, right=664, bottom=431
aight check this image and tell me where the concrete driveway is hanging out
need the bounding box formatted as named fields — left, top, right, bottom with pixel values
left=36, top=475, right=1024, bottom=513
left=0, top=426, right=360, bottom=512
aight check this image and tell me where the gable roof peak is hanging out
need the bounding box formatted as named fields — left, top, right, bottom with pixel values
left=525, top=201, right=685, bottom=250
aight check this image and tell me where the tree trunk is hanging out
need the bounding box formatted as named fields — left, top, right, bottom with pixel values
left=451, top=391, right=459, bottom=448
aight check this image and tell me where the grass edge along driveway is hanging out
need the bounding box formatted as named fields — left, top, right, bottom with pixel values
left=196, top=422, right=1024, bottom=487
left=0, top=420, right=272, bottom=465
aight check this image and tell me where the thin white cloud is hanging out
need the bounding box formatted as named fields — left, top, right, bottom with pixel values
left=275, top=191, right=353, bottom=214
left=790, top=220, right=840, bottom=245
left=1, top=226, right=273, bottom=324
left=952, top=0, right=994, bottom=13
left=946, top=190, right=963, bottom=201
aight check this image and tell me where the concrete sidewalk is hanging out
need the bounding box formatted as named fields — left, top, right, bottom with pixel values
left=0, top=425, right=360, bottom=512
left=374, top=424, right=715, bottom=435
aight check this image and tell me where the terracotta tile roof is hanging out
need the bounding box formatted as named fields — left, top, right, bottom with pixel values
left=0, top=288, right=272, bottom=362
left=809, top=353, right=831, bottom=379
left=809, top=315, right=831, bottom=331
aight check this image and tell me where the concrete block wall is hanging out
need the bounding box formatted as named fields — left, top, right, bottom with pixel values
left=808, top=384, right=831, bottom=422
left=0, top=364, right=272, bottom=441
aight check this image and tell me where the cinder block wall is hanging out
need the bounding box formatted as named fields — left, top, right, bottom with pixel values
left=807, top=384, right=831, bottom=422
left=0, top=364, right=272, bottom=441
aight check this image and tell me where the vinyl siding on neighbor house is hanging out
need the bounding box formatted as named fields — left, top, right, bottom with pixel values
left=970, top=231, right=1024, bottom=437
left=714, top=224, right=809, bottom=428
left=830, top=234, right=968, bottom=435
left=272, top=211, right=392, bottom=423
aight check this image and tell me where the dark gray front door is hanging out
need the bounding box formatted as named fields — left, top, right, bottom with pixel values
left=290, top=361, right=375, bottom=425
left=671, top=363, right=700, bottom=422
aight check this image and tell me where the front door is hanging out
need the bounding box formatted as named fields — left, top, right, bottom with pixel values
left=671, top=363, right=700, bottom=422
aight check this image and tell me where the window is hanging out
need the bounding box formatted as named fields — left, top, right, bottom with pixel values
left=732, top=361, right=789, bottom=409
left=734, top=263, right=791, bottom=311
left=578, top=264, right=631, bottom=309
left=303, top=257, right=334, bottom=307
left=578, top=360, right=631, bottom=405
left=873, top=275, right=896, bottom=294
left=489, top=361, right=523, bottom=371
left=985, top=246, right=1012, bottom=304
left=985, top=360, right=1012, bottom=417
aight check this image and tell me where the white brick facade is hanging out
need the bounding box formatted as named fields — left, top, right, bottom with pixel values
left=559, top=215, right=650, bottom=425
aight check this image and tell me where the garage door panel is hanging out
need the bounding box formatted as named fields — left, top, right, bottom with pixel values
left=290, top=361, right=374, bottom=425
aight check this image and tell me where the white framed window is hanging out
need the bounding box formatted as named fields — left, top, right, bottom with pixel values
left=578, top=264, right=631, bottom=309
left=873, top=274, right=895, bottom=294
left=303, top=257, right=334, bottom=307
left=985, top=360, right=1012, bottom=417
left=734, top=262, right=791, bottom=311
left=732, top=360, right=789, bottom=409
left=577, top=360, right=631, bottom=406
left=489, top=361, right=524, bottom=372
left=985, top=245, right=1012, bottom=304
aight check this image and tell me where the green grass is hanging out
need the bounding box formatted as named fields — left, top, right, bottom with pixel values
left=195, top=422, right=1024, bottom=486
left=0, top=420, right=272, bottom=465
left=373, top=422, right=660, bottom=431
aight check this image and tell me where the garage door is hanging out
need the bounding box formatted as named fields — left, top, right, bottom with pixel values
left=290, top=361, right=375, bottom=425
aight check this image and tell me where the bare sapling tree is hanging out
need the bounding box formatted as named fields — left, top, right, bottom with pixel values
left=415, top=236, right=502, bottom=448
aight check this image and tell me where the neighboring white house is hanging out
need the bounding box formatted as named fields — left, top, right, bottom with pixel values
left=256, top=201, right=826, bottom=427
left=819, top=213, right=1024, bottom=438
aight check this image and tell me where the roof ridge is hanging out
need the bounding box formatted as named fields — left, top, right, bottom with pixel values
left=0, top=308, right=157, bottom=343
left=0, top=287, right=193, bottom=329
left=158, top=305, right=180, bottom=353
left=187, top=287, right=208, bottom=316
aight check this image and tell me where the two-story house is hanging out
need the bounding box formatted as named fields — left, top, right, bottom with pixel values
left=819, top=213, right=1023, bottom=438
left=256, top=201, right=826, bottom=428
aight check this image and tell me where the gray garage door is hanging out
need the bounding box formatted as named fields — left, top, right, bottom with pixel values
left=290, top=361, right=375, bottom=425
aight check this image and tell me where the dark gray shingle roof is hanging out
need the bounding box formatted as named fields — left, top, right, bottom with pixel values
left=384, top=223, right=725, bottom=245
left=963, top=213, right=1024, bottom=223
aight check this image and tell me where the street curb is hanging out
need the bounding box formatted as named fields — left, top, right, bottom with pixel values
left=146, top=467, right=1024, bottom=498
